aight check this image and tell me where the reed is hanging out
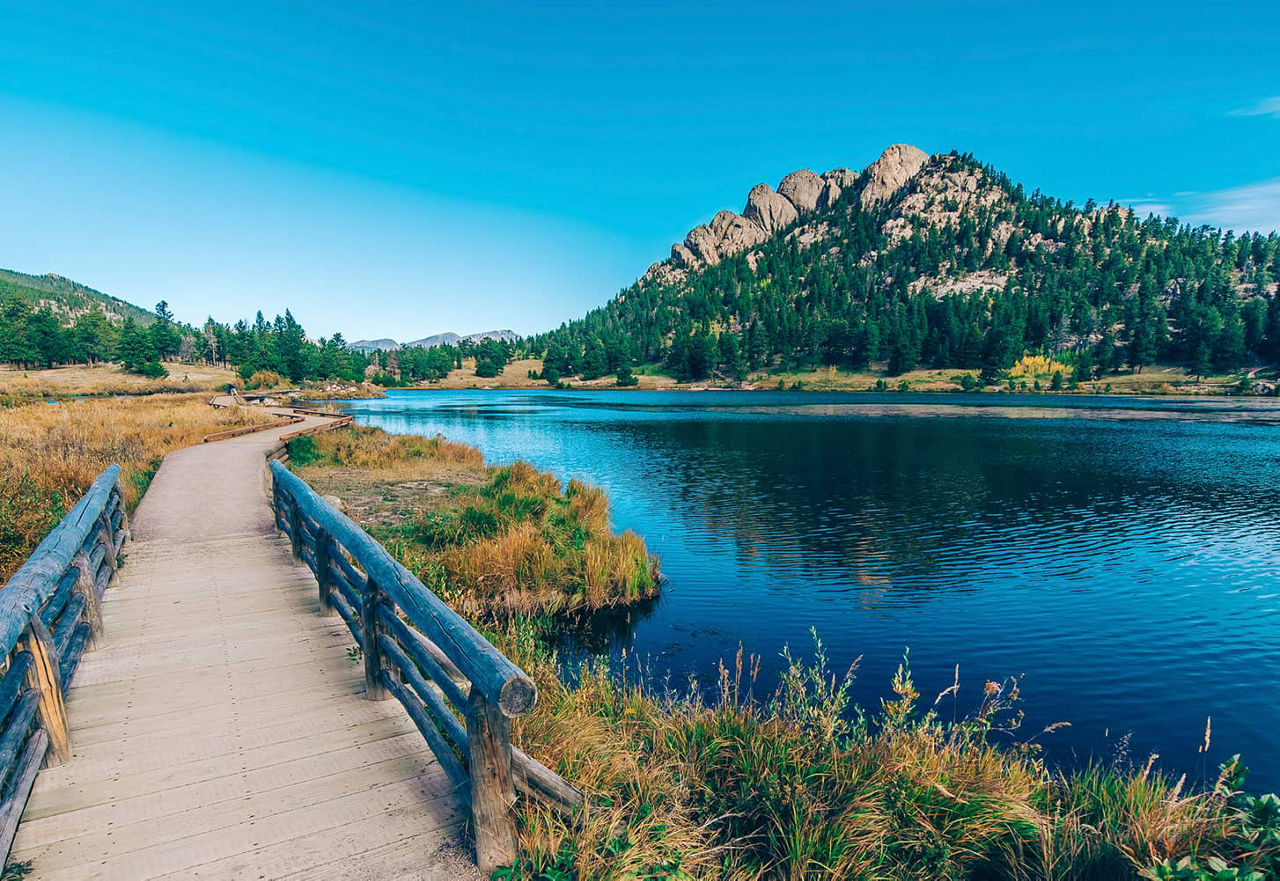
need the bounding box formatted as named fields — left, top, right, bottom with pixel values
left=496, top=629, right=1280, bottom=880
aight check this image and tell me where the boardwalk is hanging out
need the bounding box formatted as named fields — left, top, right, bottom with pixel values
left=10, top=415, right=479, bottom=879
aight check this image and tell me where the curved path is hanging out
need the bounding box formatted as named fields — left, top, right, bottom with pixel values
left=10, top=412, right=478, bottom=879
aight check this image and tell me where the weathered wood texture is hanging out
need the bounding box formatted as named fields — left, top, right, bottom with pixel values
left=0, top=464, right=127, bottom=861
left=9, top=412, right=479, bottom=880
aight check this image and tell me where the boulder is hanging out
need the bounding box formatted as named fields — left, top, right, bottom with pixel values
left=743, top=182, right=799, bottom=234
left=821, top=167, right=858, bottom=207
left=671, top=243, right=697, bottom=267
left=777, top=169, right=825, bottom=213
left=709, top=210, right=768, bottom=254
left=860, top=144, right=930, bottom=208
left=684, top=224, right=722, bottom=265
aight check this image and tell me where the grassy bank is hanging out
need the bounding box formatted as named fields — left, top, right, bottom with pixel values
left=0, top=395, right=277, bottom=579
left=290, top=426, right=1279, bottom=880
left=371, top=357, right=1271, bottom=397
left=289, top=425, right=661, bottom=616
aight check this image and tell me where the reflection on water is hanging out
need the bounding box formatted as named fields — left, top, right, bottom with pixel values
left=338, top=390, right=1280, bottom=790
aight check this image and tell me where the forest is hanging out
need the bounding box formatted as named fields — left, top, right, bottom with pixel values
left=0, top=295, right=516, bottom=386
left=532, top=153, right=1280, bottom=385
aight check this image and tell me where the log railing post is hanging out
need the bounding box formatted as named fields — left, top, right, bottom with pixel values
left=287, top=497, right=302, bottom=562
left=314, top=528, right=334, bottom=616
left=96, top=511, right=119, bottom=577
left=467, top=690, right=519, bottom=873
left=112, top=478, right=131, bottom=545
left=19, top=618, right=71, bottom=767
left=360, top=579, right=387, bottom=700
left=71, top=551, right=105, bottom=648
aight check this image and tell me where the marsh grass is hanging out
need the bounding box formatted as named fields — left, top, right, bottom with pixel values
left=496, top=629, right=1279, bottom=880
left=0, top=395, right=277, bottom=579
left=292, top=427, right=660, bottom=615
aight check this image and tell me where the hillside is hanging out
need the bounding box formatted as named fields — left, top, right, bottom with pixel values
left=0, top=268, right=156, bottom=326
left=534, top=145, right=1280, bottom=384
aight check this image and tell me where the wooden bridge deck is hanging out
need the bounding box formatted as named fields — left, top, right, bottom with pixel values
left=9, top=415, right=478, bottom=879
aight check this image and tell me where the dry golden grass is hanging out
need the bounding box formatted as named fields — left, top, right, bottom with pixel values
left=0, top=395, right=277, bottom=579
left=495, top=632, right=1277, bottom=880
left=0, top=361, right=240, bottom=398
left=290, top=427, right=661, bottom=616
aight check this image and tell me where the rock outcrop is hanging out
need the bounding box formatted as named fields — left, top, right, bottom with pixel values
left=743, top=183, right=800, bottom=234
left=859, top=143, right=929, bottom=208
left=644, top=144, right=931, bottom=284
left=777, top=169, right=825, bottom=213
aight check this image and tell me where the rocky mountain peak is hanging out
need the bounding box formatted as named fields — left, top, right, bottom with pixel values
left=647, top=145, right=931, bottom=285
left=859, top=143, right=930, bottom=207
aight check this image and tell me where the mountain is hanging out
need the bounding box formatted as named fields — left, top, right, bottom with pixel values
left=535, top=145, right=1279, bottom=382
left=405, top=330, right=518, bottom=349
left=348, top=338, right=400, bottom=353
left=0, top=268, right=156, bottom=326
left=350, top=330, right=519, bottom=352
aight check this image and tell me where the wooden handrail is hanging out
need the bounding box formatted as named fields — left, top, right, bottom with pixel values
left=270, top=460, right=583, bottom=872
left=203, top=415, right=303, bottom=443
left=0, top=465, right=129, bottom=861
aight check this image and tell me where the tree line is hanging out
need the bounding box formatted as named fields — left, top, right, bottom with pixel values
left=0, top=293, right=520, bottom=386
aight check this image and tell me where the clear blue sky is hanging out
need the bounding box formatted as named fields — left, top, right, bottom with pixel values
left=1, top=1, right=1278, bottom=340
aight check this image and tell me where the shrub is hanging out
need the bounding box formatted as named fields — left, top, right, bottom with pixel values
left=245, top=369, right=285, bottom=390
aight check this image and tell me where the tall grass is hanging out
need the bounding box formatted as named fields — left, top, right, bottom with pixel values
left=0, top=395, right=276, bottom=579
left=292, top=427, right=661, bottom=615
left=496, top=629, right=1279, bottom=880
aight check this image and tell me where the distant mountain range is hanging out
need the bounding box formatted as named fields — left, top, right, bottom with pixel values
left=0, top=268, right=157, bottom=326
left=348, top=329, right=519, bottom=353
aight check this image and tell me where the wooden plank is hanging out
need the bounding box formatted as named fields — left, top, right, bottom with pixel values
left=14, top=767, right=461, bottom=878
left=16, top=731, right=436, bottom=840
left=15, top=749, right=449, bottom=865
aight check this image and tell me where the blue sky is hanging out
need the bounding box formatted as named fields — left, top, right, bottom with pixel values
left=1, top=1, right=1278, bottom=339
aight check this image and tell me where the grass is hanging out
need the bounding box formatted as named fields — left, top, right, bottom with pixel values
left=0, top=395, right=277, bottom=580
left=0, top=361, right=240, bottom=399
left=294, top=425, right=1279, bottom=879
left=757, top=363, right=1269, bottom=396
left=495, top=631, right=1278, bottom=880
left=290, top=426, right=661, bottom=615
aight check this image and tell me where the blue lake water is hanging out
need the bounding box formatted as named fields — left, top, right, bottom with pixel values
left=336, top=389, right=1280, bottom=792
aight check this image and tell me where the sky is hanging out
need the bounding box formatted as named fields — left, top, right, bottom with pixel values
left=1, top=1, right=1278, bottom=340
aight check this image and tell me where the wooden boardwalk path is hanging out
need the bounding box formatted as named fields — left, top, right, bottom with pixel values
left=9, top=414, right=480, bottom=879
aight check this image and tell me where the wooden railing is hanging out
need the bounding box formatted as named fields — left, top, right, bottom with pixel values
left=269, top=460, right=583, bottom=872
left=0, top=466, right=128, bottom=860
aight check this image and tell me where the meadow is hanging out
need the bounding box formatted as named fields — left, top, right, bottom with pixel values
left=0, top=395, right=276, bottom=579
left=0, top=361, right=239, bottom=399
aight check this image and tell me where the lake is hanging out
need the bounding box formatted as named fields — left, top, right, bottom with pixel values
left=336, top=389, right=1280, bottom=792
